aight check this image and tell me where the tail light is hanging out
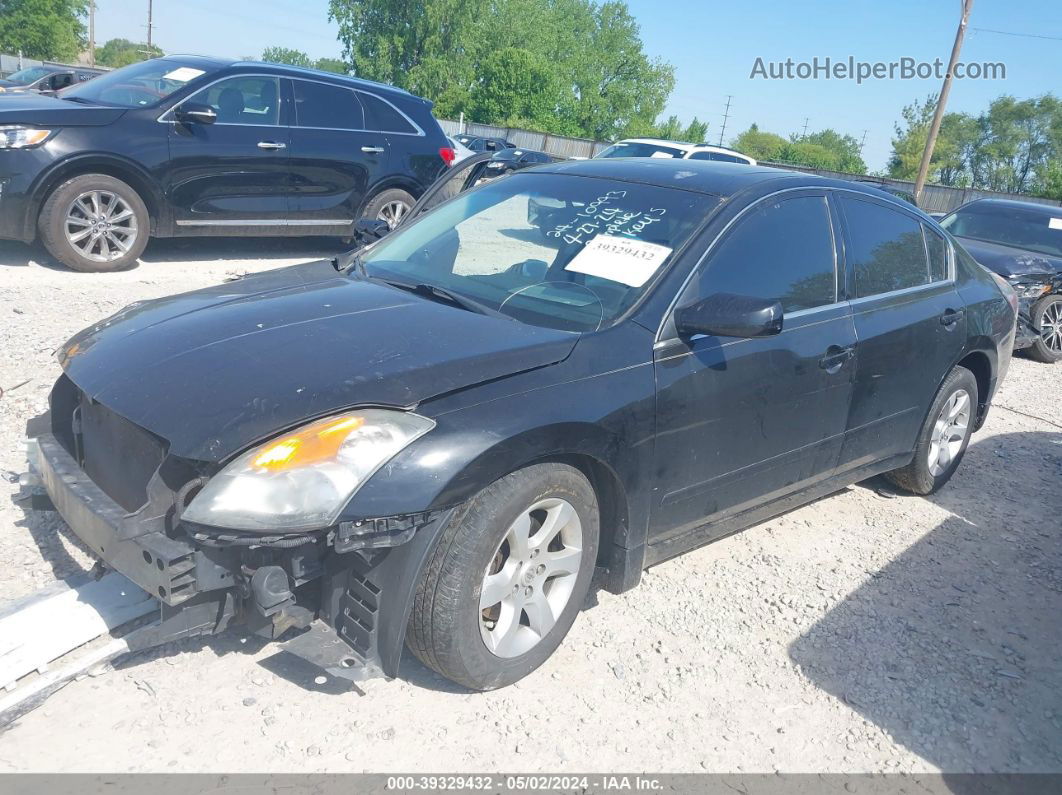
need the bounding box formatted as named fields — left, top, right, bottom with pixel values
left=438, top=146, right=456, bottom=167
left=988, top=270, right=1019, bottom=316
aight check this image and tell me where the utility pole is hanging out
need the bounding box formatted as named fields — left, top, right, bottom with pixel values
left=88, top=0, right=96, bottom=66
left=717, top=95, right=732, bottom=146
left=859, top=129, right=868, bottom=156
left=801, top=117, right=809, bottom=138
left=146, top=0, right=155, bottom=49
left=914, top=0, right=974, bottom=206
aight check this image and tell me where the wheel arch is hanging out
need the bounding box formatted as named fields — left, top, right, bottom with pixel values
left=954, top=345, right=995, bottom=429
left=357, top=176, right=423, bottom=216
left=29, top=154, right=165, bottom=238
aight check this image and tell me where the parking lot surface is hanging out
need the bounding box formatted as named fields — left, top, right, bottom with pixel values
left=0, top=239, right=1059, bottom=773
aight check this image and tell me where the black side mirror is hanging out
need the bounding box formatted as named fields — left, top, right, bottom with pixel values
left=174, top=102, right=217, bottom=125
left=353, top=217, right=392, bottom=243
left=675, top=293, right=783, bottom=339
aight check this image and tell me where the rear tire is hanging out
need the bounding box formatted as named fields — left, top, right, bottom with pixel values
left=364, top=188, right=415, bottom=231
left=885, top=365, right=978, bottom=495
left=1026, top=294, right=1062, bottom=364
left=38, top=174, right=149, bottom=272
left=407, top=463, right=599, bottom=690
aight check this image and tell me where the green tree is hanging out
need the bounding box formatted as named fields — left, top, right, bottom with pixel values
left=313, top=57, right=347, bottom=74
left=682, top=116, right=708, bottom=142
left=261, top=47, right=313, bottom=68
left=889, top=95, right=979, bottom=185
left=800, top=128, right=866, bottom=173
left=0, top=0, right=86, bottom=61
left=96, top=38, right=162, bottom=68
left=328, top=0, right=673, bottom=140
left=969, top=95, right=1062, bottom=194
left=729, top=124, right=787, bottom=161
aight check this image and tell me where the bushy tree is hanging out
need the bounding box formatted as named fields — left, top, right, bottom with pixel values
left=261, top=47, right=313, bottom=68
left=96, top=38, right=162, bottom=68
left=800, top=129, right=866, bottom=173
left=0, top=0, right=86, bottom=61
left=730, top=124, right=788, bottom=161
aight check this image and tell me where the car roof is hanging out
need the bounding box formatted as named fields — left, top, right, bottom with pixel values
left=958, top=197, right=1062, bottom=216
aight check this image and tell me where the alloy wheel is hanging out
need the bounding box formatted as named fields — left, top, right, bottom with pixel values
left=377, top=200, right=410, bottom=230
left=64, top=190, right=139, bottom=263
left=479, top=497, right=583, bottom=658
left=927, top=388, right=971, bottom=476
left=1039, top=300, right=1062, bottom=353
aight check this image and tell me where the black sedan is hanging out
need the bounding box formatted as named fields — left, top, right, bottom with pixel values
left=482, top=147, right=554, bottom=178
left=28, top=159, right=1015, bottom=690
left=940, top=198, right=1062, bottom=362
left=453, top=133, right=515, bottom=152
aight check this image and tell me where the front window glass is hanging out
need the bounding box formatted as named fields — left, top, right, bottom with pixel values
left=62, top=59, right=219, bottom=108
left=687, top=196, right=836, bottom=313
left=6, top=66, right=53, bottom=84
left=940, top=203, right=1062, bottom=258
left=186, top=76, right=279, bottom=125
left=359, top=173, right=717, bottom=332
left=597, top=142, right=685, bottom=159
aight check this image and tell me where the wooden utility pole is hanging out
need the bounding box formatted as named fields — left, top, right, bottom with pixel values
left=913, top=0, right=974, bottom=206
left=88, top=0, right=96, bottom=66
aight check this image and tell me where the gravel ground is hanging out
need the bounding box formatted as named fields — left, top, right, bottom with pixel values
left=0, top=237, right=1060, bottom=773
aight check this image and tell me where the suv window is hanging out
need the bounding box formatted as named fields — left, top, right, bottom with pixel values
left=922, top=224, right=949, bottom=282
left=293, top=80, right=363, bottom=129
left=187, top=76, right=280, bottom=125
left=358, top=91, right=416, bottom=134
left=689, top=195, right=837, bottom=313
left=840, top=196, right=930, bottom=297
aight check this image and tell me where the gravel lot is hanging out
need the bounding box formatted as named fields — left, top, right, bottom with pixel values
left=0, top=237, right=1059, bottom=774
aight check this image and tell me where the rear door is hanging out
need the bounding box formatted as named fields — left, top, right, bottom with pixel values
left=286, top=78, right=388, bottom=228
left=165, top=74, right=292, bottom=227
left=651, top=190, right=857, bottom=542
left=835, top=193, right=967, bottom=469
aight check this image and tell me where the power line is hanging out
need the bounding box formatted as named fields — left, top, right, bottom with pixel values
left=971, top=26, right=1062, bottom=42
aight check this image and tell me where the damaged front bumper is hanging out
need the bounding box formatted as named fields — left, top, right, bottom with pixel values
left=26, top=425, right=454, bottom=681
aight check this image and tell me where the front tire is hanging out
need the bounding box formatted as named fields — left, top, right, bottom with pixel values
left=38, top=174, right=150, bottom=272
left=1026, top=294, right=1062, bottom=364
left=364, top=188, right=415, bottom=231
left=407, top=463, right=599, bottom=690
left=885, top=365, right=978, bottom=495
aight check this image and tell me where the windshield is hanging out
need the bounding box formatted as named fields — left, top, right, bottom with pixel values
left=359, top=172, right=717, bottom=332
left=61, top=59, right=218, bottom=108
left=597, top=142, right=686, bottom=159
left=941, top=203, right=1062, bottom=258
left=5, top=66, right=54, bottom=84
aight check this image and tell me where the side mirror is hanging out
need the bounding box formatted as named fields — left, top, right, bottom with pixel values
left=675, top=293, right=783, bottom=339
left=174, top=102, right=217, bottom=125
left=353, top=217, right=392, bottom=243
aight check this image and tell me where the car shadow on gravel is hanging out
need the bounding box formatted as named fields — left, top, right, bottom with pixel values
left=138, top=237, right=347, bottom=264
left=790, top=431, right=1062, bottom=776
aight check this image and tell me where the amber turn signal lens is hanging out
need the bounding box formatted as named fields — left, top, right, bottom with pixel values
left=252, top=415, right=366, bottom=471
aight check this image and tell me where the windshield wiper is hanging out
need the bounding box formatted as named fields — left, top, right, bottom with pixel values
left=375, top=277, right=510, bottom=319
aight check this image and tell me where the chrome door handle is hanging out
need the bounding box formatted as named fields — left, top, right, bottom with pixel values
left=819, top=344, right=855, bottom=372
left=257, top=141, right=286, bottom=150
left=360, top=146, right=385, bottom=153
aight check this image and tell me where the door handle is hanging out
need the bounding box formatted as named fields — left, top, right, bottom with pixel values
left=939, top=308, right=964, bottom=327
left=257, top=141, right=286, bottom=150
left=819, top=344, right=854, bottom=372
left=360, top=146, right=385, bottom=153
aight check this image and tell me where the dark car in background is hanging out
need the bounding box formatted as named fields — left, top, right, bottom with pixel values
left=940, top=198, right=1062, bottom=362
left=0, top=64, right=105, bottom=95
left=453, top=133, right=516, bottom=153
left=28, top=159, right=1014, bottom=691
left=0, top=55, right=453, bottom=271
left=482, top=147, right=554, bottom=177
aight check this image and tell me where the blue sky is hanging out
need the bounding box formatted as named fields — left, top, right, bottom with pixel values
left=94, top=0, right=1062, bottom=171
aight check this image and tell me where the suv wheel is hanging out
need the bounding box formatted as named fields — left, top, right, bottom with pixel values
left=885, top=365, right=978, bottom=495
left=39, top=174, right=149, bottom=272
left=364, top=188, right=415, bottom=230
left=407, top=463, right=599, bottom=690
left=1027, top=294, right=1062, bottom=363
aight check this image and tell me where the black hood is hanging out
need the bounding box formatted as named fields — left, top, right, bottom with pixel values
left=956, top=236, right=1062, bottom=279
left=59, top=261, right=577, bottom=461
left=0, top=92, right=127, bottom=126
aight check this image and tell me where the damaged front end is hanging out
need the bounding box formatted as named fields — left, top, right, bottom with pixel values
left=26, top=375, right=454, bottom=681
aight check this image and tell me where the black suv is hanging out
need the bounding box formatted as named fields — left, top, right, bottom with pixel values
left=0, top=55, right=453, bottom=271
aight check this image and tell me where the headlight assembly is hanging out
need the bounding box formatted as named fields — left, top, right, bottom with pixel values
left=182, top=409, right=435, bottom=532
left=0, top=125, right=54, bottom=149
left=1008, top=280, right=1052, bottom=300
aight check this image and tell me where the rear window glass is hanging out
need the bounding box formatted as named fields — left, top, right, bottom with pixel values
left=923, top=224, right=949, bottom=282
left=359, top=91, right=417, bottom=134
left=840, top=197, right=930, bottom=298
left=597, top=142, right=685, bottom=159
left=293, top=80, right=363, bottom=129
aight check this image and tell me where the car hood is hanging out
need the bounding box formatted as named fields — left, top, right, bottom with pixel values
left=956, top=236, right=1062, bottom=279
left=0, top=93, right=127, bottom=125
left=59, top=260, right=577, bottom=461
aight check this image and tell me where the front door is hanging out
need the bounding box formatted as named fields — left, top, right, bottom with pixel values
left=651, top=192, right=857, bottom=542
left=286, top=78, right=389, bottom=228
left=165, top=75, right=292, bottom=228
left=835, top=195, right=968, bottom=468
